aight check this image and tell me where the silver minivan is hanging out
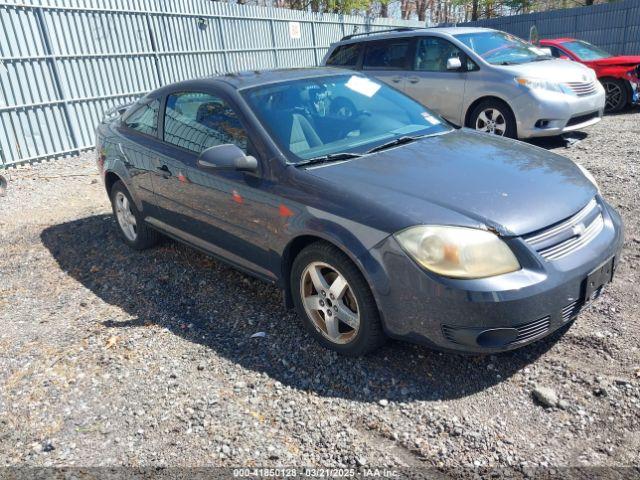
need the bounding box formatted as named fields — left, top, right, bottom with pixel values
left=322, top=27, right=606, bottom=139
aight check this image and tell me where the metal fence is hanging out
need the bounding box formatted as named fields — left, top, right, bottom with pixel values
left=0, top=0, right=421, bottom=168
left=460, top=0, right=640, bottom=56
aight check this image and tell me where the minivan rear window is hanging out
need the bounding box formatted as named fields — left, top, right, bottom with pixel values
left=326, top=44, right=361, bottom=67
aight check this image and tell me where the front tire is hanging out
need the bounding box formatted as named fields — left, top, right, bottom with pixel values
left=110, top=180, right=159, bottom=250
left=601, top=78, right=630, bottom=113
left=469, top=99, right=517, bottom=138
left=291, top=242, right=386, bottom=356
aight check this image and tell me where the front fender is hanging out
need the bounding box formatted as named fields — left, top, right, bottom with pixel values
left=279, top=207, right=392, bottom=314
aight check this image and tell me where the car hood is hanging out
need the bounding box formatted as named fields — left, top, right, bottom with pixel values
left=306, top=130, right=597, bottom=237
left=585, top=55, right=640, bottom=67
left=496, top=58, right=595, bottom=81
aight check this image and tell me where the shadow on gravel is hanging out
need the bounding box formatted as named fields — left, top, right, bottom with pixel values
left=527, top=131, right=588, bottom=151
left=42, top=214, right=566, bottom=402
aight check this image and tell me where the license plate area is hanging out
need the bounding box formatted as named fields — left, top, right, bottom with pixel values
left=583, top=257, right=615, bottom=301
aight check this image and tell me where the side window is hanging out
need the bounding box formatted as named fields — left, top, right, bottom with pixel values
left=123, top=99, right=159, bottom=136
left=163, top=92, right=248, bottom=154
left=326, top=44, right=361, bottom=67
left=548, top=46, right=564, bottom=58
left=414, top=37, right=464, bottom=72
left=363, top=39, right=410, bottom=70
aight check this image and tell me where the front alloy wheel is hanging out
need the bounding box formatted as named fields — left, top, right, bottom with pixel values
left=291, top=242, right=386, bottom=356
left=601, top=79, right=629, bottom=113
left=300, top=261, right=360, bottom=344
left=475, top=108, right=507, bottom=136
left=469, top=99, right=517, bottom=138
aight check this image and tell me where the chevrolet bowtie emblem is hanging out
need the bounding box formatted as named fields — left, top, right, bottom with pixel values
left=573, top=223, right=586, bottom=236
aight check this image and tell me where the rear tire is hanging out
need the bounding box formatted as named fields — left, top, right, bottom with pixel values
left=291, top=242, right=386, bottom=356
left=468, top=99, right=517, bottom=139
left=601, top=78, right=630, bottom=113
left=110, top=180, right=159, bottom=250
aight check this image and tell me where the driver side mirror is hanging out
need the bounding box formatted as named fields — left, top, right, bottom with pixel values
left=197, top=144, right=258, bottom=173
left=560, top=55, right=571, bottom=61
left=446, top=57, right=462, bottom=71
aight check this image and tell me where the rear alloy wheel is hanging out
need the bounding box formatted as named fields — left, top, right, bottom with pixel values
left=469, top=99, right=517, bottom=138
left=110, top=180, right=160, bottom=250
left=114, top=191, right=137, bottom=242
left=291, top=242, right=386, bottom=356
left=601, top=78, right=630, bottom=113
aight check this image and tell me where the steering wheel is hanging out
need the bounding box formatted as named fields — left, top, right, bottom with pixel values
left=329, top=97, right=363, bottom=120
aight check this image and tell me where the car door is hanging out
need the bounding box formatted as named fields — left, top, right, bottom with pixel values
left=150, top=89, right=277, bottom=280
left=114, top=98, right=161, bottom=211
left=360, top=38, right=413, bottom=91
left=403, top=36, right=470, bottom=125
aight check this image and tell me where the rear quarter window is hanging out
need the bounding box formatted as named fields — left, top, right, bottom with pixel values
left=122, top=99, right=159, bottom=136
left=326, top=44, right=361, bottom=67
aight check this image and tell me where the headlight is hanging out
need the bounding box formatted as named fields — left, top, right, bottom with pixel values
left=575, top=162, right=600, bottom=192
left=394, top=226, right=520, bottom=279
left=516, top=77, right=570, bottom=94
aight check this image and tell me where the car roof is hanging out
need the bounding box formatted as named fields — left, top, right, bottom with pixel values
left=336, top=26, right=496, bottom=45
left=540, top=38, right=576, bottom=44
left=148, top=67, right=357, bottom=97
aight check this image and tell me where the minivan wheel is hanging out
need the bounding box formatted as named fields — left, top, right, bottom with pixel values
left=469, top=99, right=517, bottom=138
left=291, top=242, right=386, bottom=356
left=110, top=180, right=159, bottom=250
left=601, top=78, right=629, bottom=113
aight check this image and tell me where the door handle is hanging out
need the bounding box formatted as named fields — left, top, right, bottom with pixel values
left=408, top=76, right=420, bottom=84
left=391, top=76, right=402, bottom=83
left=156, top=165, right=172, bottom=178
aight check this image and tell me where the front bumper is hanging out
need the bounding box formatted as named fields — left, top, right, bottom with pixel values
left=513, top=87, right=606, bottom=139
left=367, top=199, right=624, bottom=353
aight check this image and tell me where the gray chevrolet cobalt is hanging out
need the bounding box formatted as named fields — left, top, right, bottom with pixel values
left=96, top=68, right=623, bottom=356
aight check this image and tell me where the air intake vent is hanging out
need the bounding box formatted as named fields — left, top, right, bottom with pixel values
left=442, top=316, right=550, bottom=348
left=562, top=300, right=582, bottom=322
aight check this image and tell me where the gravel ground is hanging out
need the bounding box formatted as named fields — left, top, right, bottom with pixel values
left=1, top=110, right=639, bottom=475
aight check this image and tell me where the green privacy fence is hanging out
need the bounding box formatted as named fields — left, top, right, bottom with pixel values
left=0, top=0, right=422, bottom=167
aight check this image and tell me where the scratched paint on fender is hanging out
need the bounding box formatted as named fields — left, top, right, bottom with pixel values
left=279, top=204, right=294, bottom=218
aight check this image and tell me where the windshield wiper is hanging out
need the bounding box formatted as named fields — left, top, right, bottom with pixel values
left=365, top=135, right=425, bottom=154
left=295, top=152, right=363, bottom=168
left=532, top=56, right=553, bottom=62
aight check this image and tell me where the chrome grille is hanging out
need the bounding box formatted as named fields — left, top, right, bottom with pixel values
left=524, top=199, right=604, bottom=261
left=565, top=80, right=598, bottom=96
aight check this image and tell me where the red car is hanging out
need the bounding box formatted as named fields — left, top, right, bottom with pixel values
left=540, top=38, right=640, bottom=113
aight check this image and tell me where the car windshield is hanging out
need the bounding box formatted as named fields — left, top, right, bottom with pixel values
left=561, top=40, right=611, bottom=61
left=455, top=31, right=551, bottom=65
left=241, top=74, right=451, bottom=163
